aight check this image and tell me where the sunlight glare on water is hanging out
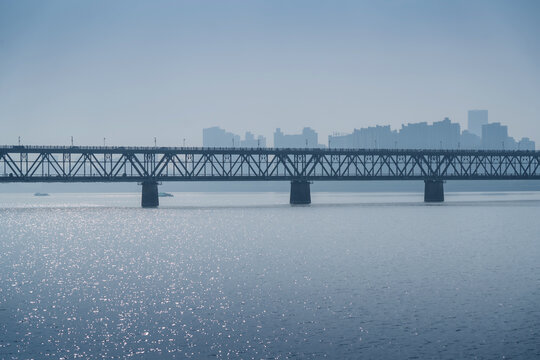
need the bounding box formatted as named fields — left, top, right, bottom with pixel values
left=0, top=192, right=539, bottom=358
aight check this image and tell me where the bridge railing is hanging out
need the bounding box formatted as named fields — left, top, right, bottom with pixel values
left=0, top=145, right=538, bottom=154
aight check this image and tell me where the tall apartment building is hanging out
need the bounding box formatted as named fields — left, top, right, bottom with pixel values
left=203, top=127, right=240, bottom=147
left=482, top=122, right=509, bottom=149
left=241, top=132, right=266, bottom=148
left=274, top=127, right=323, bottom=148
left=468, top=110, right=488, bottom=137
left=203, top=127, right=266, bottom=148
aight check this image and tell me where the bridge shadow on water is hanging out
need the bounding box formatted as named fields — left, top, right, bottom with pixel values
left=2, top=192, right=540, bottom=211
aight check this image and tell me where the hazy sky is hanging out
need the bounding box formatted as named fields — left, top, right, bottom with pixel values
left=1, top=0, right=539, bottom=146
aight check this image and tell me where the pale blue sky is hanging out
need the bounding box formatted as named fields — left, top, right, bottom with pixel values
left=1, top=0, right=539, bottom=146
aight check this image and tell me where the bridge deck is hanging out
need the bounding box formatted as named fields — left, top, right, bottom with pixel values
left=1, top=146, right=539, bottom=182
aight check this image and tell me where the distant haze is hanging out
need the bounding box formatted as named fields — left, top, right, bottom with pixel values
left=1, top=0, right=539, bottom=147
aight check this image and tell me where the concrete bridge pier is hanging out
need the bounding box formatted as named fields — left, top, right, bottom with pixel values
left=424, top=180, right=444, bottom=202
left=290, top=180, right=311, bottom=205
left=141, top=181, right=159, bottom=208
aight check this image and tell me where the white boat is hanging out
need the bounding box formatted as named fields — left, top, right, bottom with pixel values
left=33, top=192, right=50, bottom=196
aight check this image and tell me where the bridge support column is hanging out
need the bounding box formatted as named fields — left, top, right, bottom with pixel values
left=141, top=181, right=159, bottom=208
left=290, top=180, right=311, bottom=205
left=424, top=180, right=444, bottom=203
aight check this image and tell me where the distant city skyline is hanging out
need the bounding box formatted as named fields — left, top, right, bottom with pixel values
left=203, top=126, right=266, bottom=148
left=3, top=108, right=537, bottom=150
left=203, top=110, right=535, bottom=150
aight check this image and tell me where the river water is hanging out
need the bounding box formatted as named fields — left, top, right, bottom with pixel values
left=0, top=192, right=539, bottom=359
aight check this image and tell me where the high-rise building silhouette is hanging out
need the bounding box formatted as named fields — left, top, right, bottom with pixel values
left=398, top=122, right=429, bottom=149
left=468, top=110, right=488, bottom=137
left=329, top=126, right=397, bottom=149
left=430, top=118, right=461, bottom=149
left=274, top=127, right=323, bottom=148
left=203, top=127, right=240, bottom=147
left=482, top=122, right=510, bottom=149
left=203, top=127, right=266, bottom=147
left=460, top=130, right=481, bottom=149
left=241, top=132, right=266, bottom=148
left=518, top=138, right=535, bottom=150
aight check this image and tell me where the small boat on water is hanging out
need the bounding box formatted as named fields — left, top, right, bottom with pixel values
left=158, top=192, right=174, bottom=197
left=34, top=192, right=50, bottom=196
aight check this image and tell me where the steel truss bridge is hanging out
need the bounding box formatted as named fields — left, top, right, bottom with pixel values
left=1, top=145, right=539, bottom=206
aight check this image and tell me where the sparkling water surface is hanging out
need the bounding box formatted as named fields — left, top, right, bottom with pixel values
left=1, top=192, right=539, bottom=359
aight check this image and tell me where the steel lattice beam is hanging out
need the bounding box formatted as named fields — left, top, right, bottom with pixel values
left=0, top=146, right=539, bottom=182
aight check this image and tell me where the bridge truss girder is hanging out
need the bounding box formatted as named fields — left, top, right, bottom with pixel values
left=1, top=146, right=539, bottom=182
